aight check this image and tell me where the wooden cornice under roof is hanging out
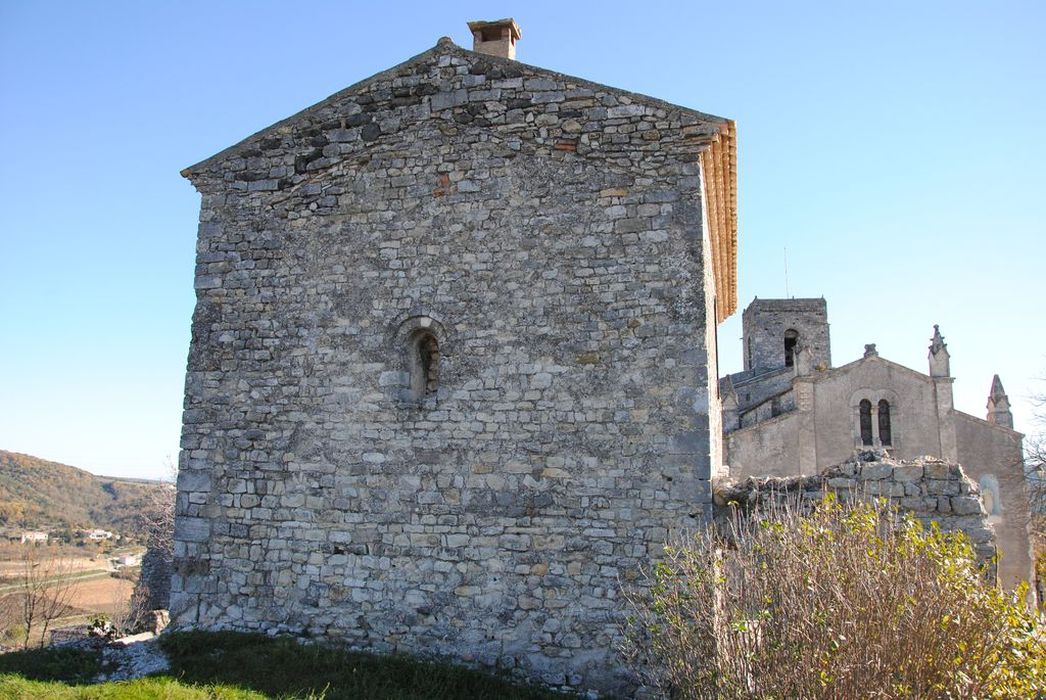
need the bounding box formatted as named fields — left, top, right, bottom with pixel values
left=699, top=120, right=738, bottom=324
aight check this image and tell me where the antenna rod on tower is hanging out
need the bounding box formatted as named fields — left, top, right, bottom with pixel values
left=784, top=247, right=790, bottom=298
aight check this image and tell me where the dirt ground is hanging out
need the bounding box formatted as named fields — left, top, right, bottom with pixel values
left=0, top=574, right=133, bottom=618
left=67, top=576, right=135, bottom=616
left=0, top=553, right=135, bottom=623
left=0, top=574, right=135, bottom=647
left=0, top=555, right=109, bottom=583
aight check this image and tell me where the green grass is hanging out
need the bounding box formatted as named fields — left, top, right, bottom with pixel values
left=0, top=645, right=100, bottom=683
left=0, top=630, right=575, bottom=699
left=0, top=675, right=264, bottom=699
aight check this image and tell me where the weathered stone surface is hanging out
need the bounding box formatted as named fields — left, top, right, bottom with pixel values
left=172, top=517, right=209, bottom=543
left=859, top=463, right=893, bottom=480
left=951, top=496, right=984, bottom=515
left=172, top=36, right=732, bottom=696
left=892, top=464, right=923, bottom=482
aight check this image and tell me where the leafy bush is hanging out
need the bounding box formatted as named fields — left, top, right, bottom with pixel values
left=626, top=495, right=1046, bottom=699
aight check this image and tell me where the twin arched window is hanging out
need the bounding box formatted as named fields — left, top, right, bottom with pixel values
left=859, top=398, right=893, bottom=447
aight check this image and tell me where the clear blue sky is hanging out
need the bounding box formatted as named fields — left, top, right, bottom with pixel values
left=1, top=1, right=1043, bottom=479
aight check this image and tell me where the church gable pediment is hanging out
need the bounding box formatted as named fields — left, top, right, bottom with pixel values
left=817, top=354, right=935, bottom=390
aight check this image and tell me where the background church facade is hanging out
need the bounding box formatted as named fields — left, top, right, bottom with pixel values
left=720, top=297, right=1033, bottom=592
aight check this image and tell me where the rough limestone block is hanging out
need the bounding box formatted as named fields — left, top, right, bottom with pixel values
left=859, top=463, right=893, bottom=480
left=892, top=464, right=923, bottom=482
left=951, top=496, right=984, bottom=516
left=173, top=517, right=210, bottom=543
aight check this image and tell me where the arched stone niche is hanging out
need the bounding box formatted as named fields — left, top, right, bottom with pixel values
left=390, top=315, right=450, bottom=405
left=978, top=474, right=1002, bottom=518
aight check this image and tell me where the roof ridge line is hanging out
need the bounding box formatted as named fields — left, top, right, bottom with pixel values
left=181, top=41, right=448, bottom=177
left=182, top=38, right=734, bottom=180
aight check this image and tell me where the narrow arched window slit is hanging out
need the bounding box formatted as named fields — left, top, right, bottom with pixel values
left=784, top=329, right=799, bottom=368
left=878, top=399, right=892, bottom=446
left=859, top=399, right=873, bottom=446
left=409, top=329, right=440, bottom=400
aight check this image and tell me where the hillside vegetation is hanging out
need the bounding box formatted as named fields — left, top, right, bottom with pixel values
left=0, top=450, right=167, bottom=533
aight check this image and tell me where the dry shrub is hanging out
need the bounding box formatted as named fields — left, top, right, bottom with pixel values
left=15, top=543, right=83, bottom=648
left=126, top=470, right=175, bottom=630
left=625, top=495, right=1045, bottom=699
left=0, top=593, right=23, bottom=648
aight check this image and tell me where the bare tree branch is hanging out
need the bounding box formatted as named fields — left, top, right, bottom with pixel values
left=127, top=459, right=176, bottom=630
left=18, top=543, right=82, bottom=648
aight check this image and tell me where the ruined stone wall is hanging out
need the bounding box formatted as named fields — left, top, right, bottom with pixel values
left=726, top=412, right=801, bottom=477
left=953, top=412, right=1032, bottom=593
left=173, top=40, right=725, bottom=694
left=715, top=451, right=997, bottom=570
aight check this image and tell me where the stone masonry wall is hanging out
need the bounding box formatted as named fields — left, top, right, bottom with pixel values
left=714, top=450, right=997, bottom=571
left=173, top=39, right=727, bottom=695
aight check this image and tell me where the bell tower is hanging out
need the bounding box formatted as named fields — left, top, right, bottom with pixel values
left=741, top=298, right=831, bottom=373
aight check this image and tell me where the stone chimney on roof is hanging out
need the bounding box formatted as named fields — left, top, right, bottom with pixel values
left=467, top=18, right=521, bottom=60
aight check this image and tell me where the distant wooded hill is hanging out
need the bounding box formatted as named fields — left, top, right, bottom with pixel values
left=0, top=450, right=169, bottom=534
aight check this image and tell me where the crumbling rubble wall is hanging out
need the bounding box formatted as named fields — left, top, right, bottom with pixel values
left=715, top=451, right=997, bottom=573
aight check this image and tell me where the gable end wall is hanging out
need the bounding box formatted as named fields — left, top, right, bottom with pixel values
left=173, top=45, right=722, bottom=694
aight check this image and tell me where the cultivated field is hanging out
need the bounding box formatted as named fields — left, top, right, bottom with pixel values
left=65, top=575, right=134, bottom=616
left=0, top=549, right=140, bottom=647
left=0, top=555, right=108, bottom=586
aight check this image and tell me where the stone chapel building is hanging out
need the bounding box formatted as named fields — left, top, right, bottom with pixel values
left=172, top=19, right=737, bottom=692
left=720, top=297, right=1033, bottom=593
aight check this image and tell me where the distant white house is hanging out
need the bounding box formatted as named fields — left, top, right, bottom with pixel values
left=82, top=528, right=113, bottom=541
left=114, top=553, right=141, bottom=567
left=20, top=531, right=48, bottom=543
